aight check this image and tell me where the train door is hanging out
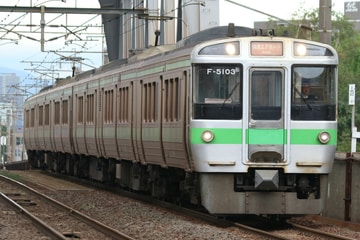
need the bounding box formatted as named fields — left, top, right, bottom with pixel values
left=34, top=105, right=40, bottom=150
left=69, top=92, right=75, bottom=154
left=96, top=88, right=105, bottom=157
left=133, top=80, right=145, bottom=163
left=247, top=68, right=285, bottom=164
left=49, top=100, right=56, bottom=152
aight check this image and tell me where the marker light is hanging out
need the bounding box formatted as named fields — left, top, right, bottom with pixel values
left=202, top=130, right=215, bottom=143
left=318, top=131, right=331, bottom=144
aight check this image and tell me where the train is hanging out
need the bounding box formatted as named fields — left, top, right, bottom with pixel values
left=23, top=25, right=338, bottom=216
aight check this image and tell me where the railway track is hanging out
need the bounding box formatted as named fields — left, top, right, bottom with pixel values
left=101, top=181, right=357, bottom=240
left=0, top=175, right=135, bottom=240
left=226, top=215, right=357, bottom=240
left=94, top=178, right=357, bottom=240
left=285, top=221, right=356, bottom=240
left=143, top=201, right=357, bottom=239
left=2, top=170, right=358, bottom=240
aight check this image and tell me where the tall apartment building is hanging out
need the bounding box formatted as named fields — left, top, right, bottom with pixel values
left=0, top=73, right=26, bottom=162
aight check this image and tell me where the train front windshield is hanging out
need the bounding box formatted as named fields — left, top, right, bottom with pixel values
left=291, top=66, right=336, bottom=120
left=193, top=64, right=242, bottom=120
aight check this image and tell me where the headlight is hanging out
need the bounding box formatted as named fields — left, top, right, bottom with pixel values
left=318, top=131, right=331, bottom=144
left=295, top=43, right=307, bottom=56
left=201, top=130, right=214, bottom=143
left=199, top=41, right=239, bottom=55
left=225, top=43, right=236, bottom=55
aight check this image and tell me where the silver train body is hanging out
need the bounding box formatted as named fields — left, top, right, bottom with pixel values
left=24, top=26, right=338, bottom=215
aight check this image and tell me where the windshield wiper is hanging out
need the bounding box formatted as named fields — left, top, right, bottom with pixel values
left=294, top=87, right=312, bottom=111
left=220, top=82, right=240, bottom=108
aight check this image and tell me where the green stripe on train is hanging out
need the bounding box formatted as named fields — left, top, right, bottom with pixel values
left=247, top=128, right=286, bottom=144
left=191, top=128, right=242, bottom=144
left=290, top=129, right=337, bottom=145
left=190, top=128, right=337, bottom=145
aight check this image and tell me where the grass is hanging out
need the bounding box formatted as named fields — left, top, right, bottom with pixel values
left=0, top=170, right=24, bottom=182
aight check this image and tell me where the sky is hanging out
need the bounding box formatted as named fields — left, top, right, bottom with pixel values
left=0, top=0, right=103, bottom=92
left=220, top=0, right=346, bottom=27
left=0, top=0, right=348, bottom=94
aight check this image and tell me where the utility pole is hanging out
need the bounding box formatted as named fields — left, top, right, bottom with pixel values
left=319, top=0, right=332, bottom=44
left=177, top=0, right=182, bottom=42
left=6, top=109, right=11, bottom=163
left=11, top=99, right=17, bottom=162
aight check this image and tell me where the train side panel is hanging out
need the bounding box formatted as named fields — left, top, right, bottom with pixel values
left=24, top=100, right=36, bottom=151
left=161, top=58, right=192, bottom=169
left=140, top=72, right=165, bottom=166
left=52, top=93, right=64, bottom=153
left=130, top=52, right=193, bottom=169
left=100, top=75, right=119, bottom=159
left=72, top=83, right=88, bottom=155
left=32, top=104, right=40, bottom=151
left=117, top=80, right=136, bottom=161
left=35, top=97, right=45, bottom=151
left=133, top=77, right=146, bottom=164
left=85, top=79, right=100, bottom=157
left=43, top=98, right=53, bottom=152
left=61, top=89, right=74, bottom=154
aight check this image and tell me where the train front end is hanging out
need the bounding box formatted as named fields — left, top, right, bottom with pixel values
left=189, top=35, right=338, bottom=215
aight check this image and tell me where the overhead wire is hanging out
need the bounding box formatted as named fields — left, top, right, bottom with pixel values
left=3, top=0, right=297, bottom=97
left=0, top=0, right=22, bottom=24
left=1, top=1, right=103, bottom=97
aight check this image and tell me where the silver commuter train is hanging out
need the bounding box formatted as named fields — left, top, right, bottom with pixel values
left=24, top=26, right=338, bottom=215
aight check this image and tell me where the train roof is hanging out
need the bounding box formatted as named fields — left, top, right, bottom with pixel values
left=36, top=24, right=338, bottom=98
left=176, top=25, right=253, bottom=48
left=127, top=44, right=177, bottom=63
left=37, top=25, right=247, bottom=92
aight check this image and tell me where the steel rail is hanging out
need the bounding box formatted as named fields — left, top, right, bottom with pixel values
left=0, top=175, right=135, bottom=240
left=232, top=222, right=290, bottom=240
left=289, top=222, right=356, bottom=240
left=0, top=192, right=66, bottom=240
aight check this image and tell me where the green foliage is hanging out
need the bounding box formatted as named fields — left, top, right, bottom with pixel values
left=1, top=125, right=6, bottom=136
left=330, top=14, right=360, bottom=152
left=0, top=170, right=24, bottom=182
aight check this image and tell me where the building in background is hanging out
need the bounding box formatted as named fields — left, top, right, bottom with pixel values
left=0, top=73, right=26, bottom=162
left=99, top=0, right=219, bottom=61
left=345, top=1, right=360, bottom=31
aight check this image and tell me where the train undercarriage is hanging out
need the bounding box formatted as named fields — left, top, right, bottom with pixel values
left=27, top=150, right=201, bottom=205
left=27, top=149, right=328, bottom=215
